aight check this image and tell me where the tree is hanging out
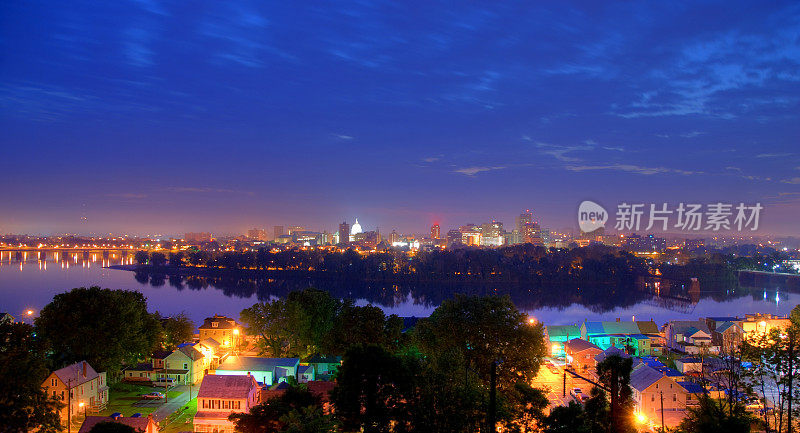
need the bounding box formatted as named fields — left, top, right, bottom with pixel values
left=150, top=252, right=167, bottom=267
left=241, top=299, right=296, bottom=357
left=229, top=385, right=332, bottom=433
left=414, top=295, right=546, bottom=389
left=412, top=295, right=547, bottom=431
left=88, top=422, right=137, bottom=433
left=676, top=396, right=754, bottom=433
left=0, top=321, right=64, bottom=433
left=134, top=250, right=149, bottom=265
left=35, top=287, right=161, bottom=378
left=331, top=345, right=416, bottom=433
left=542, top=401, right=589, bottom=433
left=595, top=354, right=635, bottom=433
left=157, top=312, right=195, bottom=350
left=324, top=304, right=402, bottom=355
left=168, top=252, right=183, bottom=267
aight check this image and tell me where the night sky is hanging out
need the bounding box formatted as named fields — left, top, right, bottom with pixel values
left=1, top=1, right=799, bottom=236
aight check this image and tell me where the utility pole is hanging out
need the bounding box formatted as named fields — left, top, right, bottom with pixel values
left=563, top=369, right=566, bottom=397
left=660, top=391, right=665, bottom=433
left=67, top=378, right=72, bottom=433
left=488, top=361, right=497, bottom=433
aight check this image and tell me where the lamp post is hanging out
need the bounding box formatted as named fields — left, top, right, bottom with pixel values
left=233, top=328, right=240, bottom=355
left=78, top=402, right=86, bottom=419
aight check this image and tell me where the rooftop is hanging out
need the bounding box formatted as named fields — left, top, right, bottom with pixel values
left=217, top=356, right=300, bottom=372
left=78, top=416, right=152, bottom=433
left=52, top=361, right=99, bottom=388
left=197, top=374, right=257, bottom=399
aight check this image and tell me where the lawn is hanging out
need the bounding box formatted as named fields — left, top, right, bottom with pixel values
left=160, top=399, right=197, bottom=433
left=98, top=383, right=182, bottom=417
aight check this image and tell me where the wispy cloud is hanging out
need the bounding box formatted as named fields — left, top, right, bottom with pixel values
left=166, top=186, right=254, bottom=195
left=422, top=157, right=440, bottom=163
left=757, top=153, right=793, bottom=158
left=105, top=193, right=148, bottom=199
left=782, top=177, right=800, bottom=184
left=332, top=134, right=354, bottom=140
left=680, top=131, right=705, bottom=138
left=453, top=166, right=507, bottom=176
left=534, top=141, right=591, bottom=162
left=564, top=164, right=698, bottom=175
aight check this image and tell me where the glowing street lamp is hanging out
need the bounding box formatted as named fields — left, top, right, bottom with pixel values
left=528, top=317, right=536, bottom=325
left=78, top=402, right=86, bottom=419
left=635, top=412, right=647, bottom=425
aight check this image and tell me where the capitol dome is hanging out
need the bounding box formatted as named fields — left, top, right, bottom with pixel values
left=350, top=218, right=362, bottom=235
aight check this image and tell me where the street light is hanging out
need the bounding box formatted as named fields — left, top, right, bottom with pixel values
left=78, top=402, right=86, bottom=419
left=635, top=412, right=647, bottom=425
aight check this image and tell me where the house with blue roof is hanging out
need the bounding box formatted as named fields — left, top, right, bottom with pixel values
left=579, top=320, right=660, bottom=356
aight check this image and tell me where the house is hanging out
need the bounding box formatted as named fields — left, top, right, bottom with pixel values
left=665, top=320, right=719, bottom=355
left=162, top=344, right=210, bottom=385
left=594, top=345, right=630, bottom=365
left=123, top=363, right=157, bottom=383
left=42, top=361, right=109, bottom=424
left=216, top=357, right=300, bottom=386
left=564, top=338, right=602, bottom=374
left=194, top=374, right=260, bottom=433
left=714, top=321, right=744, bottom=353
left=307, top=355, right=342, bottom=379
left=298, top=365, right=315, bottom=383
left=580, top=320, right=661, bottom=356
left=741, top=313, right=791, bottom=339
left=196, top=338, right=225, bottom=369
left=630, top=364, right=688, bottom=425
left=78, top=414, right=158, bottom=433
left=677, top=381, right=706, bottom=406
left=0, top=312, right=15, bottom=324
left=543, top=325, right=580, bottom=357
left=674, top=357, right=703, bottom=374
left=199, top=315, right=241, bottom=349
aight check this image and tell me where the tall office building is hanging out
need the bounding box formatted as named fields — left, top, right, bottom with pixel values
left=273, top=226, right=285, bottom=240
left=288, top=226, right=304, bottom=235
left=389, top=229, right=400, bottom=244
left=430, top=224, right=441, bottom=239
left=338, top=222, right=350, bottom=245
left=247, top=228, right=267, bottom=241
left=516, top=210, right=533, bottom=233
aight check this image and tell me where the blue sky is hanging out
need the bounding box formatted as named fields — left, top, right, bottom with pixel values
left=1, top=1, right=799, bottom=236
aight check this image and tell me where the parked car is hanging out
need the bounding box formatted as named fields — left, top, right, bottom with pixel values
left=141, top=392, right=165, bottom=400
left=570, top=388, right=584, bottom=402
left=153, top=378, right=175, bottom=387
left=548, top=364, right=560, bottom=374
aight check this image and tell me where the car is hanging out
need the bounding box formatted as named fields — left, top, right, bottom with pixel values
left=141, top=392, right=165, bottom=400
left=152, top=378, right=175, bottom=387
left=570, top=387, right=584, bottom=401
left=548, top=365, right=560, bottom=374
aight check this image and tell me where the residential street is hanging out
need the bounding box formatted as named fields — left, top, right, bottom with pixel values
left=151, top=385, right=190, bottom=423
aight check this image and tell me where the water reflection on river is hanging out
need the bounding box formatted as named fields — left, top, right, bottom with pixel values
left=0, top=252, right=795, bottom=327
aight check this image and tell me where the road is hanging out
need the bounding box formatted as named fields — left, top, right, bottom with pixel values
left=532, top=358, right=597, bottom=410
left=151, top=385, right=190, bottom=423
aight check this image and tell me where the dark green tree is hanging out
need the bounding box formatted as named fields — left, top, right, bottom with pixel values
left=324, top=304, right=402, bottom=355
left=156, top=312, right=195, bottom=350
left=134, top=250, right=149, bottom=265
left=150, top=252, right=167, bottom=267
left=330, top=345, right=416, bottom=433
left=35, top=287, right=161, bottom=378
left=542, top=401, right=589, bottom=433
left=595, top=354, right=635, bottom=433
left=676, top=396, right=754, bottom=433
left=229, top=385, right=330, bottom=433
left=0, top=321, right=64, bottom=433
left=168, top=252, right=183, bottom=267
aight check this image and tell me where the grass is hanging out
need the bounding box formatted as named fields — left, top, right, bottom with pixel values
left=160, top=399, right=197, bottom=433
left=97, top=383, right=181, bottom=417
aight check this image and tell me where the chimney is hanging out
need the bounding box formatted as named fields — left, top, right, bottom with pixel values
left=82, top=361, right=87, bottom=378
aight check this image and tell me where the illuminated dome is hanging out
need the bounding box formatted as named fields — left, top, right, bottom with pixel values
left=350, top=218, right=362, bottom=235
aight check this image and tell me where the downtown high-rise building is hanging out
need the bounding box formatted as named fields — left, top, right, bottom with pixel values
left=430, top=223, right=441, bottom=239
left=338, top=222, right=350, bottom=245
left=273, top=226, right=285, bottom=240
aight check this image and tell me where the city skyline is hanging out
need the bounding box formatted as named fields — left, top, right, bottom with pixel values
left=2, top=1, right=799, bottom=235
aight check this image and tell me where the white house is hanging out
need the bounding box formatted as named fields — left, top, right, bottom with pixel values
left=193, top=374, right=260, bottom=433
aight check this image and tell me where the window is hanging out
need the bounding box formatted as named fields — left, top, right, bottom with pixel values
left=673, top=394, right=677, bottom=402
left=50, top=378, right=57, bottom=387
left=184, top=363, right=188, bottom=370
left=651, top=395, right=655, bottom=402
left=212, top=322, right=218, bottom=328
